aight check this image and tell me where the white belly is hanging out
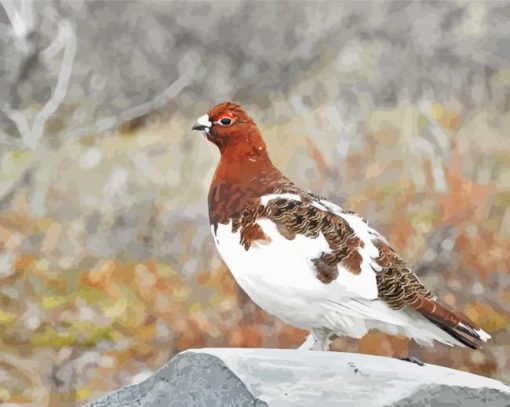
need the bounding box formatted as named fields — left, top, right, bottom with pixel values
left=212, top=219, right=334, bottom=329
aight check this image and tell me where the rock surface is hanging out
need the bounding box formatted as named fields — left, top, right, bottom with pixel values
left=84, top=348, right=510, bottom=407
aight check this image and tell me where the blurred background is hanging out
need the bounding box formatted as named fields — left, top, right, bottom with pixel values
left=0, top=0, right=509, bottom=405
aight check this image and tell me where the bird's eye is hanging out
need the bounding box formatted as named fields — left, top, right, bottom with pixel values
left=214, top=113, right=236, bottom=127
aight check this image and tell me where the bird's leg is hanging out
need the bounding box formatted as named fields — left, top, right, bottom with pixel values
left=297, top=328, right=333, bottom=351
left=400, top=340, right=425, bottom=366
left=297, top=332, right=316, bottom=351
left=312, top=328, right=333, bottom=351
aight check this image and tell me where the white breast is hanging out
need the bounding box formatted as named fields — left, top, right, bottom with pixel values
left=213, top=220, right=328, bottom=328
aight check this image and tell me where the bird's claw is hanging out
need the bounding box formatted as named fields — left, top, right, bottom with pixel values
left=400, top=356, right=425, bottom=366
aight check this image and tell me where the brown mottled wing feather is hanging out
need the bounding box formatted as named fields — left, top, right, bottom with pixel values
left=373, top=240, right=435, bottom=307
left=233, top=194, right=365, bottom=283
left=374, top=240, right=484, bottom=349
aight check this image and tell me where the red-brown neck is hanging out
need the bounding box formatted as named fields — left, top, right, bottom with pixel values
left=208, top=141, right=290, bottom=228
left=215, top=141, right=275, bottom=181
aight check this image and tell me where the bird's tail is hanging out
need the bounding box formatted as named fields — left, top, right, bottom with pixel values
left=410, top=296, right=491, bottom=349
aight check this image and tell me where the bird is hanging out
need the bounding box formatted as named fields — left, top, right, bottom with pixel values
left=192, top=101, right=491, bottom=353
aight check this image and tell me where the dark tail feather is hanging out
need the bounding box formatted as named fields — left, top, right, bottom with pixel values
left=426, top=320, right=479, bottom=349
left=410, top=296, right=490, bottom=349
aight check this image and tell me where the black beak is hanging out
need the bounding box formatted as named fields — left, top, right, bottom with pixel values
left=192, top=124, right=208, bottom=131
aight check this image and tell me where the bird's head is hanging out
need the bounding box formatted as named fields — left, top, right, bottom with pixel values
left=192, top=102, right=267, bottom=156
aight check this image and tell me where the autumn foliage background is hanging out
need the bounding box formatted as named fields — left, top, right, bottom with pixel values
left=0, top=1, right=509, bottom=406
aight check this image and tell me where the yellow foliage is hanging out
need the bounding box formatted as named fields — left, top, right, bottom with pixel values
left=0, top=387, right=11, bottom=401
left=83, top=260, right=116, bottom=288
left=104, top=297, right=128, bottom=319
left=188, top=303, right=202, bottom=313
left=0, top=310, right=15, bottom=324
left=41, top=296, right=67, bottom=309
left=32, top=325, right=113, bottom=347
left=35, top=217, right=53, bottom=231
left=464, top=302, right=509, bottom=333
left=431, top=103, right=445, bottom=120
left=171, top=285, right=191, bottom=302
left=76, top=387, right=92, bottom=401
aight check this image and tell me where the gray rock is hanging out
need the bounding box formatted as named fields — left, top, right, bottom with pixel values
left=84, top=348, right=510, bottom=407
left=85, top=352, right=267, bottom=407
left=391, top=385, right=509, bottom=407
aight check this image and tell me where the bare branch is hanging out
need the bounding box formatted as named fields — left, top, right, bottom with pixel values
left=418, top=100, right=451, bottom=192
left=59, top=116, right=119, bottom=144
left=0, top=0, right=34, bottom=41
left=61, top=52, right=199, bottom=144
left=120, top=69, right=194, bottom=123
left=2, top=19, right=77, bottom=149
left=29, top=20, right=76, bottom=148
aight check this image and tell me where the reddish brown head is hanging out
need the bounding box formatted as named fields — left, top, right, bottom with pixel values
left=194, top=102, right=289, bottom=226
left=192, top=102, right=267, bottom=157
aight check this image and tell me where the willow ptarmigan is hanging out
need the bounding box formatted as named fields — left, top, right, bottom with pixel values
left=192, top=101, right=491, bottom=352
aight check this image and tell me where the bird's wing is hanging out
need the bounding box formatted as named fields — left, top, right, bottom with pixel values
left=255, top=193, right=490, bottom=347
left=255, top=193, right=384, bottom=299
